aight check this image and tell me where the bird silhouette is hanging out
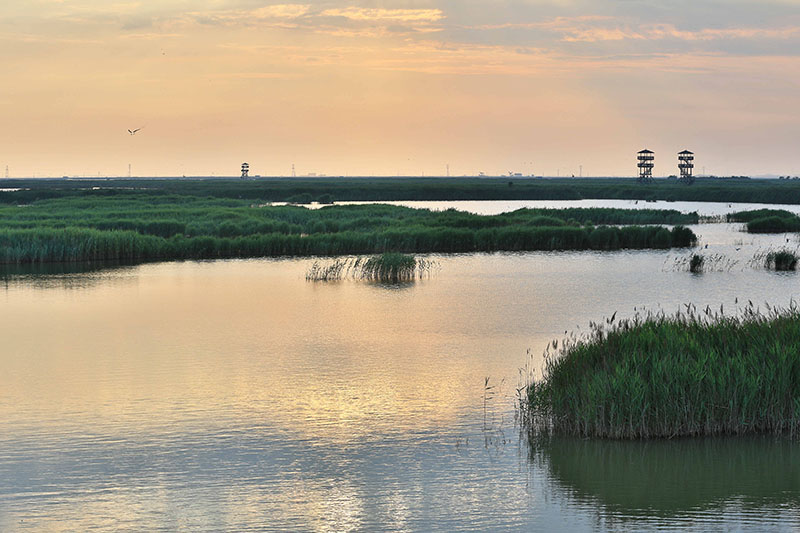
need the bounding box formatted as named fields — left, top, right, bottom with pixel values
left=128, top=128, right=141, bottom=135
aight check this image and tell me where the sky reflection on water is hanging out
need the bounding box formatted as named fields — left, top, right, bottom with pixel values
left=1, top=218, right=800, bottom=531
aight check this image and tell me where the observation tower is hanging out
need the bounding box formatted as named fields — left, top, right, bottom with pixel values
left=241, top=162, right=249, bottom=178
left=637, top=149, right=654, bottom=183
left=678, top=150, right=695, bottom=185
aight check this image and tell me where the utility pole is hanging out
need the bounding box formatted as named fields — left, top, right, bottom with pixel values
left=291, top=164, right=296, bottom=177
left=128, top=163, right=131, bottom=178
left=4, top=165, right=8, bottom=179
left=446, top=164, right=450, bottom=177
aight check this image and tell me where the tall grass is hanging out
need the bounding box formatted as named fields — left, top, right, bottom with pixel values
left=0, top=197, right=698, bottom=264
left=689, top=254, right=704, bottom=273
left=729, top=209, right=800, bottom=233
left=360, top=253, right=418, bottom=282
left=766, top=250, right=798, bottom=271
left=672, top=252, right=737, bottom=273
left=306, top=253, right=434, bottom=282
left=524, top=305, right=800, bottom=439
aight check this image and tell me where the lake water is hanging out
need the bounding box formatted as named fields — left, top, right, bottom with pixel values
left=1, top=201, right=799, bottom=531
left=304, top=198, right=800, bottom=217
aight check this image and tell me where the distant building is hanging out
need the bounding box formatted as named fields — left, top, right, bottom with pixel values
left=241, top=162, right=249, bottom=178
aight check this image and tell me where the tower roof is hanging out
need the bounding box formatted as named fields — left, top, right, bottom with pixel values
left=638, top=149, right=654, bottom=154
left=678, top=150, right=694, bottom=154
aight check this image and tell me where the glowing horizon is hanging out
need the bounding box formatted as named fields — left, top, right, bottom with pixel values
left=1, top=0, right=799, bottom=178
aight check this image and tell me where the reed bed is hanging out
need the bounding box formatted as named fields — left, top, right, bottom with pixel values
left=0, top=197, right=698, bottom=264
left=360, top=253, right=419, bottom=282
left=729, top=209, right=800, bottom=233
left=749, top=247, right=800, bottom=271
left=306, top=253, right=435, bottom=282
left=689, top=254, right=704, bottom=273
left=766, top=250, right=799, bottom=271
left=523, top=304, right=800, bottom=439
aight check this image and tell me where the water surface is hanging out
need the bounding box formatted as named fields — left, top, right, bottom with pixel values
left=1, top=208, right=799, bottom=531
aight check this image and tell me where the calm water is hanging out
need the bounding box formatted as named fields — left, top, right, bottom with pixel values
left=1, top=203, right=800, bottom=531
left=305, top=198, right=800, bottom=217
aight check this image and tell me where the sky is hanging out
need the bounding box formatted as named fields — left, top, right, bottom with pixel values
left=1, top=0, right=799, bottom=178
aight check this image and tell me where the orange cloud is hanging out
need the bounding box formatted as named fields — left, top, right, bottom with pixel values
left=319, top=7, right=444, bottom=23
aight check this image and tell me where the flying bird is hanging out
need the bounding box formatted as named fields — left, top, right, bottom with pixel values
left=128, top=128, right=141, bottom=135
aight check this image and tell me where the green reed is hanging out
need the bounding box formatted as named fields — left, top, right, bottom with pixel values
left=306, top=253, right=434, bottom=282
left=524, top=304, right=800, bottom=439
left=689, top=254, right=704, bottom=273
left=765, top=250, right=799, bottom=271
left=0, top=197, right=698, bottom=264
left=728, top=209, right=800, bottom=233
left=360, top=253, right=419, bottom=282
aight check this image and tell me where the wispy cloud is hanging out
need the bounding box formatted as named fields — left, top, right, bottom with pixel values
left=560, top=22, right=800, bottom=42
left=180, top=4, right=311, bottom=26
left=319, top=8, right=444, bottom=23
left=252, top=4, right=311, bottom=19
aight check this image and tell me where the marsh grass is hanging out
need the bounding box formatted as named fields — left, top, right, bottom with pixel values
left=689, top=254, right=704, bottom=273
left=0, top=198, right=698, bottom=264
left=361, top=253, right=420, bottom=282
left=729, top=209, right=800, bottom=233
left=671, top=252, right=737, bottom=273
left=523, top=304, right=800, bottom=439
left=305, top=257, right=354, bottom=281
left=766, top=250, right=799, bottom=271
left=749, top=247, right=800, bottom=271
left=306, top=253, right=436, bottom=282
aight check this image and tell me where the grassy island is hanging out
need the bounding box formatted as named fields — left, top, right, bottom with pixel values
left=525, top=306, right=800, bottom=439
left=729, top=209, right=800, bottom=233
left=0, top=195, right=696, bottom=264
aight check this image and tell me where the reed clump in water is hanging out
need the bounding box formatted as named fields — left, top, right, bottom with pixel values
left=361, top=252, right=418, bottom=282
left=670, top=252, right=737, bottom=273
left=305, top=257, right=353, bottom=281
left=766, top=250, right=799, bottom=271
left=523, top=304, right=800, bottom=439
left=689, top=254, right=704, bottom=273
left=306, top=253, right=434, bottom=282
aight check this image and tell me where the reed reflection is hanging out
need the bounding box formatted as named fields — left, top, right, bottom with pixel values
left=530, top=435, right=800, bottom=521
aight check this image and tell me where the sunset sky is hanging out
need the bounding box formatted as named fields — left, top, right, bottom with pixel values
left=1, top=0, right=799, bottom=177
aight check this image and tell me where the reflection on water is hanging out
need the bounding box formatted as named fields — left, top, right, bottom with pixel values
left=1, top=215, right=799, bottom=531
left=532, top=436, right=800, bottom=528
left=0, top=260, right=141, bottom=290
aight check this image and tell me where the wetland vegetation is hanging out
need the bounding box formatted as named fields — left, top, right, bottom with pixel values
left=765, top=250, right=799, bottom=271
left=524, top=305, right=800, bottom=439
left=305, top=253, right=434, bottom=282
left=3, top=176, right=800, bottom=205
left=729, top=209, right=800, bottom=233
left=0, top=195, right=697, bottom=264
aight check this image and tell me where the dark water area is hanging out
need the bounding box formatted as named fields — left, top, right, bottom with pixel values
left=532, top=436, right=800, bottom=528
left=1, top=201, right=799, bottom=531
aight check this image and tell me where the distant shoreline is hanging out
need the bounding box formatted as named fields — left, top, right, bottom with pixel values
left=2, top=176, right=800, bottom=205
